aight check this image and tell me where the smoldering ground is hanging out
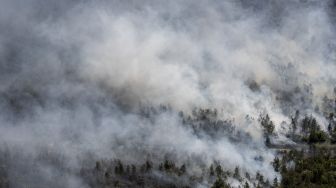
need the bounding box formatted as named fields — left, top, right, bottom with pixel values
left=0, top=0, right=335, bottom=187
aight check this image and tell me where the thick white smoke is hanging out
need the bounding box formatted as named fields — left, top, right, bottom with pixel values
left=0, top=0, right=335, bottom=187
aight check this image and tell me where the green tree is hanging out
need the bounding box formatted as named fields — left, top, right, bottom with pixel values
left=211, top=177, right=230, bottom=188
left=215, top=164, right=223, bottom=177
left=272, top=157, right=280, bottom=172
left=260, top=114, right=275, bottom=135
left=308, top=130, right=327, bottom=143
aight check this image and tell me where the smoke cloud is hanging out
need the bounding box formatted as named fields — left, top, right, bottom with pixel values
left=0, top=0, right=335, bottom=187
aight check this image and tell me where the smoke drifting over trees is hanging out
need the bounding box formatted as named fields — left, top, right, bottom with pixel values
left=0, top=0, right=335, bottom=187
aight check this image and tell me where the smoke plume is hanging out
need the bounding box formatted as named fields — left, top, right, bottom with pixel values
left=0, top=0, right=335, bottom=187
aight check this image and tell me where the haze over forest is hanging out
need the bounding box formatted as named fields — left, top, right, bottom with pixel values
left=0, top=0, right=336, bottom=187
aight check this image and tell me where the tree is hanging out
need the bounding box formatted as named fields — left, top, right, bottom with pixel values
left=95, top=161, right=102, bottom=171
left=159, top=163, right=163, bottom=171
left=233, top=166, right=240, bottom=179
left=210, top=164, right=215, bottom=176
left=256, top=172, right=264, bottom=184
left=179, top=164, right=186, bottom=176
left=211, top=177, right=230, bottom=188
left=308, top=130, right=327, bottom=143
left=215, top=164, right=223, bottom=177
left=272, top=157, right=280, bottom=172
left=164, top=160, right=175, bottom=171
left=328, top=123, right=332, bottom=134
left=131, top=164, right=136, bottom=174
left=279, top=148, right=336, bottom=187
left=291, top=110, right=299, bottom=134
left=145, top=160, right=152, bottom=172
left=273, top=177, right=278, bottom=188
left=126, top=165, right=130, bottom=174
left=115, top=161, right=124, bottom=174
left=260, top=114, right=275, bottom=135
left=301, top=116, right=320, bottom=136
left=245, top=172, right=250, bottom=180
left=265, top=136, right=271, bottom=147
left=331, top=131, right=336, bottom=144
